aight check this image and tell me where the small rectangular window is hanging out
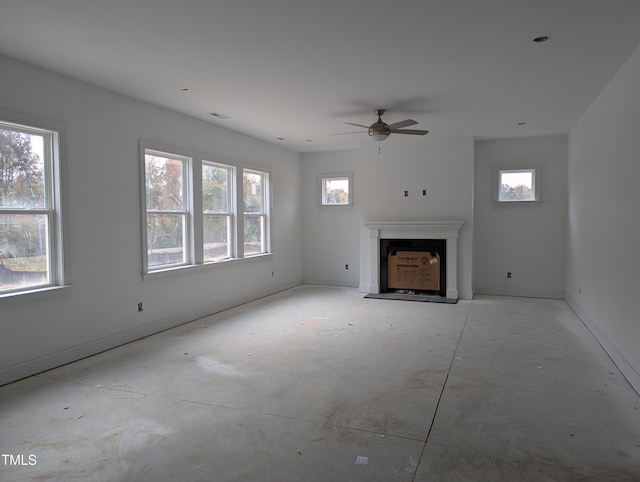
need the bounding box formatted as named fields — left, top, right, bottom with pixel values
left=498, top=169, right=537, bottom=202
left=321, top=174, right=352, bottom=206
left=243, top=169, right=269, bottom=256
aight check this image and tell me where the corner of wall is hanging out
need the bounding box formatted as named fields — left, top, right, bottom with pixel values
left=565, top=293, right=640, bottom=396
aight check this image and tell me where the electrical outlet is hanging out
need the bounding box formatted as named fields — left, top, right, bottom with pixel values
left=507, top=272, right=512, bottom=279
left=137, top=302, right=143, bottom=312
left=271, top=271, right=274, bottom=277
left=422, top=189, right=427, bottom=196
left=345, top=264, right=349, bottom=270
left=404, top=190, right=408, bottom=197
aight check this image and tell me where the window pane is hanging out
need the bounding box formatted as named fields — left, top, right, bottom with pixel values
left=145, top=153, right=184, bottom=211
left=243, top=171, right=263, bottom=213
left=203, top=215, right=229, bottom=262
left=323, top=177, right=349, bottom=205
left=203, top=164, right=229, bottom=213
left=499, top=171, right=534, bottom=201
left=0, top=214, right=49, bottom=292
left=147, top=213, right=185, bottom=267
left=0, top=128, right=47, bottom=209
left=244, top=215, right=263, bottom=255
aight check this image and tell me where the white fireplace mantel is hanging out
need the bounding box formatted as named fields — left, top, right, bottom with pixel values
left=363, top=220, right=464, bottom=299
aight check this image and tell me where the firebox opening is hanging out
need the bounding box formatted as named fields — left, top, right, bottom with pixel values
left=380, top=239, right=447, bottom=298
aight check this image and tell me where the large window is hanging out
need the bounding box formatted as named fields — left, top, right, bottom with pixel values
left=141, top=142, right=270, bottom=274
left=0, top=117, right=66, bottom=296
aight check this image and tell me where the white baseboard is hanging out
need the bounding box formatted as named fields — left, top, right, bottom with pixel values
left=565, top=293, right=640, bottom=396
left=0, top=278, right=302, bottom=387
left=474, top=287, right=564, bottom=300
left=302, top=277, right=359, bottom=288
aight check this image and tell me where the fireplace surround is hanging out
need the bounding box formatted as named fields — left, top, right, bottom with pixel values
left=363, top=220, right=464, bottom=299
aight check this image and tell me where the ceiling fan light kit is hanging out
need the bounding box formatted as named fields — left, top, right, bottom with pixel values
left=370, top=129, right=390, bottom=142
left=341, top=109, right=428, bottom=142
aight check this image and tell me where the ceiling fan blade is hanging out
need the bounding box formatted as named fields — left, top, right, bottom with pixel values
left=390, top=129, right=429, bottom=135
left=386, top=119, right=417, bottom=130
left=344, top=122, right=369, bottom=128
left=332, top=130, right=367, bottom=136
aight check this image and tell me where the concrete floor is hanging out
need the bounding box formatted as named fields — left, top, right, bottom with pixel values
left=1, top=285, right=639, bottom=481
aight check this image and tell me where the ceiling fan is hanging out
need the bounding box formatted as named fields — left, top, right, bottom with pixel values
left=337, top=109, right=429, bottom=141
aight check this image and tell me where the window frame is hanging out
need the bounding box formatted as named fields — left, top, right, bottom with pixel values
left=495, top=167, right=540, bottom=203
left=140, top=140, right=271, bottom=278
left=319, top=173, right=352, bottom=207
left=242, top=168, right=270, bottom=257
left=142, top=149, right=191, bottom=272
left=0, top=110, right=69, bottom=302
left=202, top=160, right=235, bottom=263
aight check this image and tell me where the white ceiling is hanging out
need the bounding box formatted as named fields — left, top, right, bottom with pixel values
left=1, top=0, right=639, bottom=153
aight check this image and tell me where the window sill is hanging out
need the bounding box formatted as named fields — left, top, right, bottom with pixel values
left=143, top=253, right=272, bottom=281
left=0, top=284, right=72, bottom=307
left=320, top=203, right=353, bottom=208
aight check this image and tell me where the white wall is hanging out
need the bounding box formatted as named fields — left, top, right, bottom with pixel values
left=356, top=135, right=475, bottom=299
left=474, top=136, right=568, bottom=298
left=301, top=136, right=474, bottom=299
left=301, top=150, right=360, bottom=287
left=0, top=55, right=302, bottom=385
left=566, top=44, right=640, bottom=392
left=302, top=135, right=475, bottom=299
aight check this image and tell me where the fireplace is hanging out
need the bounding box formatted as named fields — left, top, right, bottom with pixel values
left=380, top=238, right=446, bottom=297
left=363, top=220, right=464, bottom=299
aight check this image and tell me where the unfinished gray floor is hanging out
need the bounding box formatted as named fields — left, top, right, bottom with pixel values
left=1, top=286, right=639, bottom=481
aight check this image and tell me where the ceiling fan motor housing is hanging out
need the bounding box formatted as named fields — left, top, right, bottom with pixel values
left=369, top=120, right=390, bottom=141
